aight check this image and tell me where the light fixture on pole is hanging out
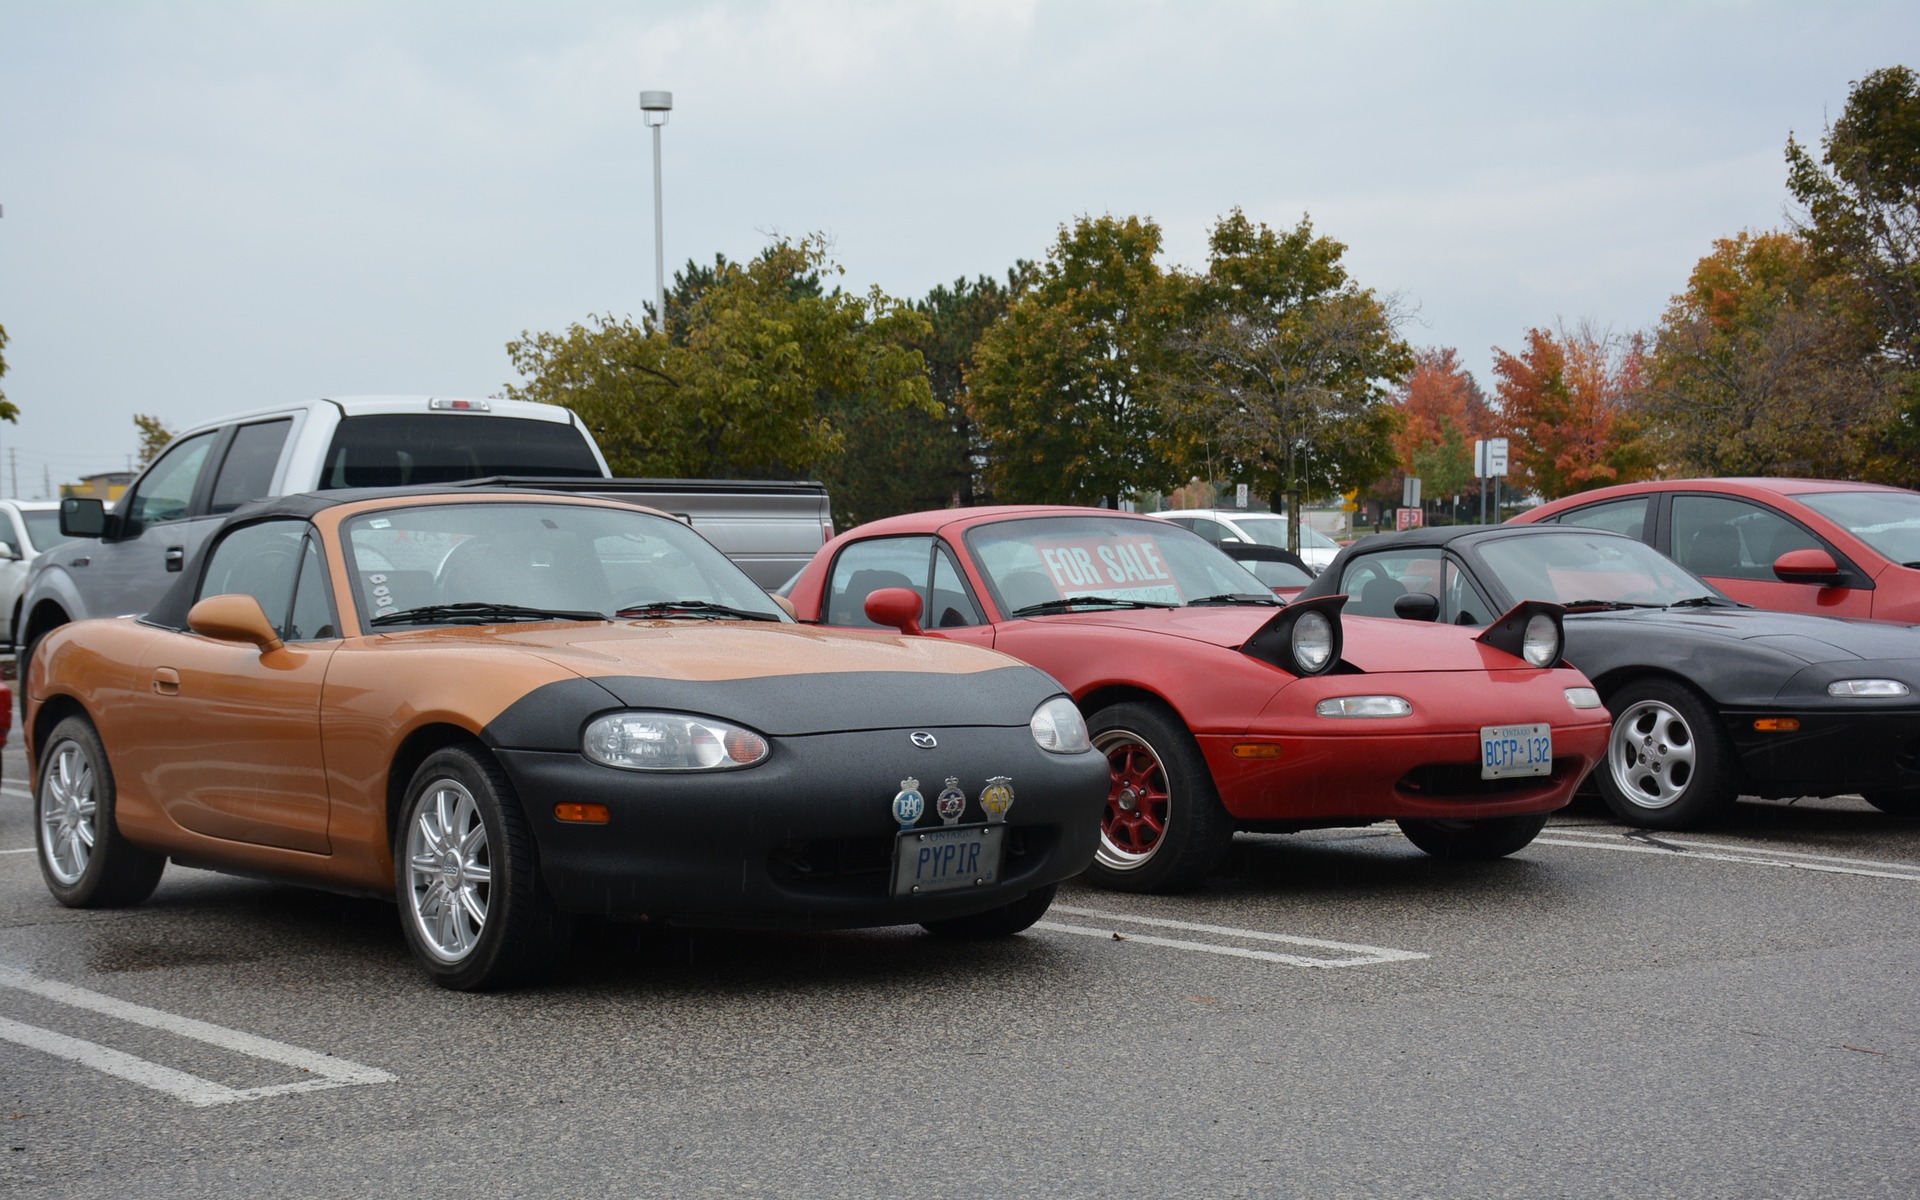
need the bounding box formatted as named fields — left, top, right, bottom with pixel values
left=639, top=89, right=673, bottom=327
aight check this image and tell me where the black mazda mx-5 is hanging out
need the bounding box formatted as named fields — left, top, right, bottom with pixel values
left=1298, top=523, right=1920, bottom=829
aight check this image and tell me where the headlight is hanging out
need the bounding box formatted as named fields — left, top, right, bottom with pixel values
left=1292, top=611, right=1335, bottom=674
left=1565, top=687, right=1602, bottom=709
left=583, top=712, right=770, bottom=771
left=1315, top=695, right=1412, bottom=718
left=1522, top=612, right=1561, bottom=668
left=1031, top=696, right=1091, bottom=754
left=1828, top=679, right=1912, bottom=697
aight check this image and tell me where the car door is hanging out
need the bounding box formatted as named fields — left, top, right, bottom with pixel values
left=131, top=518, right=339, bottom=853
left=818, top=535, right=996, bottom=651
left=1667, top=493, right=1875, bottom=618
left=86, top=428, right=223, bottom=618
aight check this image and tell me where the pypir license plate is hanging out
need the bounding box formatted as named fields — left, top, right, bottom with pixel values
left=891, top=824, right=1005, bottom=897
left=1482, top=723, right=1552, bottom=779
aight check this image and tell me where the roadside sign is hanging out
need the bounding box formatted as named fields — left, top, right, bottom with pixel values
left=1476, top=438, right=1510, bottom=478
left=1402, top=476, right=1421, bottom=508
left=1396, top=507, right=1424, bottom=531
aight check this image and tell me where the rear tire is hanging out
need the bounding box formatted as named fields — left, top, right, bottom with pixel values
left=1084, top=701, right=1233, bottom=893
left=37, top=715, right=166, bottom=907
left=395, top=747, right=570, bottom=991
left=1397, top=813, right=1550, bottom=859
left=921, top=883, right=1057, bottom=938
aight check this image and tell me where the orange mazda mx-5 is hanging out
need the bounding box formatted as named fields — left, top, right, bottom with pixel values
left=27, top=489, right=1107, bottom=990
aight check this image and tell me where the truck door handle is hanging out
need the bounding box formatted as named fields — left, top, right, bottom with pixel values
left=152, top=668, right=180, bottom=696
left=165, top=546, right=185, bottom=572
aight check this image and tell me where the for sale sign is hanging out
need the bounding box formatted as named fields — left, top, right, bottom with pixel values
left=1034, top=536, right=1184, bottom=604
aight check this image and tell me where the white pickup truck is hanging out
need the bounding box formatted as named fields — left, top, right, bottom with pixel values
left=21, top=395, right=833, bottom=668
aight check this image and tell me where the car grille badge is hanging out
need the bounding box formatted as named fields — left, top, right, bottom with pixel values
left=936, top=778, right=967, bottom=825
left=892, top=778, right=925, bottom=829
left=910, top=731, right=938, bottom=749
left=980, top=776, right=1015, bottom=823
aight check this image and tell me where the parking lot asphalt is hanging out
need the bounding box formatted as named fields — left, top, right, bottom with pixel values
left=3, top=732, right=1917, bottom=1199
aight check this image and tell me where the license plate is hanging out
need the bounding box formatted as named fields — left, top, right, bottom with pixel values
left=1481, top=723, right=1552, bottom=779
left=891, top=824, right=1005, bottom=897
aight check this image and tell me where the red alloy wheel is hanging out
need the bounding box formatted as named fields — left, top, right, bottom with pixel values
left=1097, top=734, right=1171, bottom=864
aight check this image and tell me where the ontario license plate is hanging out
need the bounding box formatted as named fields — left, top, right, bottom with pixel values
left=891, top=824, right=1005, bottom=897
left=1482, top=723, right=1552, bottom=779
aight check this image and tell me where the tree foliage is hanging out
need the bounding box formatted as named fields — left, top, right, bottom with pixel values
left=967, top=215, right=1187, bottom=508
left=1393, top=347, right=1493, bottom=502
left=505, top=236, right=933, bottom=480
left=0, top=324, right=17, bottom=424
left=1159, top=211, right=1412, bottom=520
left=1492, top=324, right=1653, bottom=500
left=133, top=414, right=173, bottom=467
left=1643, top=231, right=1891, bottom=477
left=818, top=268, right=1030, bottom=526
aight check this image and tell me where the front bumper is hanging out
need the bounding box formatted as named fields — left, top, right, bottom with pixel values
left=495, top=724, right=1107, bottom=928
left=1725, top=708, right=1920, bottom=799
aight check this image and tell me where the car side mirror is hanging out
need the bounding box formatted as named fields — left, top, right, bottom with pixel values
left=768, top=594, right=797, bottom=620
left=0, top=541, right=17, bottom=561
left=188, top=594, right=286, bottom=654
left=60, top=497, right=107, bottom=538
left=1392, top=592, right=1441, bottom=622
left=863, top=586, right=924, bottom=636
left=1773, top=547, right=1848, bottom=588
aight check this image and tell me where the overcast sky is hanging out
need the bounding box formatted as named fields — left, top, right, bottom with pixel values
left=0, top=1, right=1910, bottom=498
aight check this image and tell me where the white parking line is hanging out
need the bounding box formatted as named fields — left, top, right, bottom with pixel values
left=1039, top=905, right=1428, bottom=968
left=1537, top=830, right=1920, bottom=882
left=0, top=964, right=395, bottom=1105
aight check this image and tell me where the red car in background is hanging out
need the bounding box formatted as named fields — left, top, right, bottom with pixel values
left=788, top=506, right=1611, bottom=892
left=1513, top=478, right=1920, bottom=623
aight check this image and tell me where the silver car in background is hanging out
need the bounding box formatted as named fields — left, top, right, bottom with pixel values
left=0, top=499, right=75, bottom=649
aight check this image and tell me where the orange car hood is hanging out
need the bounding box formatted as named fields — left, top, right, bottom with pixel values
left=378, top=618, right=1023, bottom=683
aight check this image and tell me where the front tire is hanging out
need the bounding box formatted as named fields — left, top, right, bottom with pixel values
left=921, top=883, right=1057, bottom=938
left=1085, top=701, right=1233, bottom=893
left=37, top=715, right=166, bottom=907
left=1397, top=813, right=1550, bottom=859
left=396, top=747, right=569, bottom=991
left=1597, top=679, right=1737, bottom=829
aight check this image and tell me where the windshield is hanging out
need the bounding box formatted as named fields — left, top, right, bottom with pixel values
left=341, top=501, right=786, bottom=628
left=1477, top=531, right=1716, bottom=607
left=965, top=514, right=1272, bottom=610
left=1229, top=516, right=1336, bottom=551
left=1796, top=490, right=1920, bottom=566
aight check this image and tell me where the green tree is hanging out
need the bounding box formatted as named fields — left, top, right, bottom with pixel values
left=505, top=236, right=934, bottom=480
left=1158, top=211, right=1412, bottom=542
left=1393, top=347, right=1492, bottom=507
left=0, top=324, right=18, bottom=424
left=133, top=414, right=173, bottom=467
left=819, top=267, right=1031, bottom=526
left=1786, top=64, right=1920, bottom=478
left=968, top=215, right=1187, bottom=507
left=1644, top=231, right=1891, bottom=477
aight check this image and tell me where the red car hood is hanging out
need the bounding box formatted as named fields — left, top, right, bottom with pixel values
left=1027, top=607, right=1539, bottom=672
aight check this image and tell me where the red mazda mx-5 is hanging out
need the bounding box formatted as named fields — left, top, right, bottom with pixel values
left=787, top=506, right=1611, bottom=892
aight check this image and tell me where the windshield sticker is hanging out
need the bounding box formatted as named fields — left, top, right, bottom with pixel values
left=1034, top=537, right=1184, bottom=604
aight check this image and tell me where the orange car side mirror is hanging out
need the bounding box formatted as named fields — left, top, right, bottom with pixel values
left=188, top=594, right=286, bottom=654
left=1773, top=548, right=1848, bottom=588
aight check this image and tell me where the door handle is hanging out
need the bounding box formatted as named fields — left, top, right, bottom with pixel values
left=152, top=667, right=180, bottom=696
left=165, top=546, right=185, bottom=572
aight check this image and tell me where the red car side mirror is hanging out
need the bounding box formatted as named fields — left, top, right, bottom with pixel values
left=1773, top=548, right=1849, bottom=588
left=863, top=586, right=924, bottom=636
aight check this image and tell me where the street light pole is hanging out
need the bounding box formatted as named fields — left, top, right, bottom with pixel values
left=639, top=90, right=673, bottom=328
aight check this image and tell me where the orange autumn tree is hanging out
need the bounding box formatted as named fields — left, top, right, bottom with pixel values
left=1492, top=324, right=1654, bottom=501
left=1391, top=347, right=1494, bottom=502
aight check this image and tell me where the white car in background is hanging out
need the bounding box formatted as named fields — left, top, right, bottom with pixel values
left=1149, top=507, right=1340, bottom=574
left=1, top=499, right=75, bottom=649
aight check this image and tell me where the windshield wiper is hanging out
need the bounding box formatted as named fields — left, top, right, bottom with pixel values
left=615, top=600, right=782, bottom=622
left=1187, top=593, right=1283, bottom=607
left=1668, top=595, right=1745, bottom=608
left=370, top=602, right=606, bottom=627
left=1560, top=598, right=1661, bottom=612
left=1011, top=596, right=1180, bottom=617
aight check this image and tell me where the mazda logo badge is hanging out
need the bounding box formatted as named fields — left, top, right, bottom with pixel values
left=910, top=732, right=938, bottom=749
